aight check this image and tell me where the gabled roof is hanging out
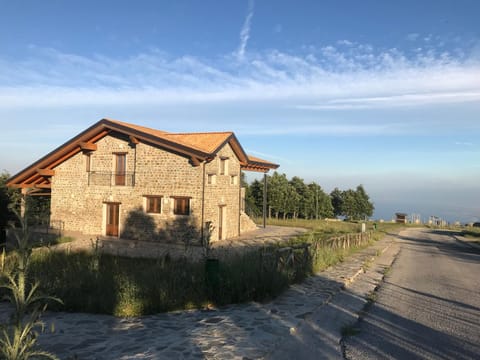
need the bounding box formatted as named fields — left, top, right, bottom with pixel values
left=7, top=118, right=279, bottom=190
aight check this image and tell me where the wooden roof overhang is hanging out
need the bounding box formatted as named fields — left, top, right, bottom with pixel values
left=6, top=119, right=212, bottom=190
left=7, top=118, right=280, bottom=190
left=242, top=158, right=280, bottom=173
left=6, top=122, right=110, bottom=190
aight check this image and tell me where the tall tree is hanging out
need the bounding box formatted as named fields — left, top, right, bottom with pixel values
left=317, top=187, right=334, bottom=219
left=354, top=184, right=374, bottom=220
left=341, top=189, right=358, bottom=219
left=267, top=172, right=289, bottom=219
left=289, top=176, right=308, bottom=219
left=0, top=172, right=11, bottom=229
left=330, top=187, right=343, bottom=217
left=306, top=182, right=333, bottom=219
left=283, top=183, right=301, bottom=219
left=245, top=179, right=263, bottom=217
left=1, top=171, right=21, bottom=241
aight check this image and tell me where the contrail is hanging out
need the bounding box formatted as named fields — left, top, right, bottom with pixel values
left=237, top=0, right=254, bottom=60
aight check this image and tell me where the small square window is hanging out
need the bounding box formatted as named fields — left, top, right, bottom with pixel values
left=207, top=174, right=216, bottom=185
left=230, top=175, right=238, bottom=185
left=146, top=196, right=162, bottom=214
left=173, top=197, right=190, bottom=215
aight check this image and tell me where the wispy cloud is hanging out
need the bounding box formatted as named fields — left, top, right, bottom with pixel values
left=295, top=91, right=480, bottom=110
left=454, top=141, right=474, bottom=146
left=0, top=40, right=479, bottom=138
left=237, top=0, right=254, bottom=61
left=236, top=122, right=406, bottom=136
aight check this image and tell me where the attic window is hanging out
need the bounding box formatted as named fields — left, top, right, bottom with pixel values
left=219, top=157, right=229, bottom=175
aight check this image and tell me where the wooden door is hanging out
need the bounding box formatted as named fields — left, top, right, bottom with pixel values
left=106, top=203, right=119, bottom=236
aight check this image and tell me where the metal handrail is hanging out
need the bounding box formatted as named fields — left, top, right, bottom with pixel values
left=87, top=171, right=135, bottom=186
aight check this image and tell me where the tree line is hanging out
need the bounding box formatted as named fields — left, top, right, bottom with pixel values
left=244, top=172, right=374, bottom=221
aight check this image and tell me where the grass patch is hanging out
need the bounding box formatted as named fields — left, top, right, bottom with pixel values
left=1, top=221, right=385, bottom=317
left=382, top=265, right=392, bottom=276
left=17, top=235, right=374, bottom=316
left=255, top=217, right=416, bottom=233
left=461, top=228, right=480, bottom=241
left=366, top=289, right=377, bottom=303
left=11, top=245, right=311, bottom=316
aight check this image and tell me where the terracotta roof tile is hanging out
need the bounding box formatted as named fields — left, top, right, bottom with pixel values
left=163, top=132, right=233, bottom=154
left=105, top=118, right=278, bottom=169
left=106, top=118, right=232, bottom=154
left=105, top=118, right=168, bottom=137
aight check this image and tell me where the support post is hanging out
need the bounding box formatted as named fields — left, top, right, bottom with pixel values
left=20, top=188, right=28, bottom=218
left=263, top=172, right=267, bottom=228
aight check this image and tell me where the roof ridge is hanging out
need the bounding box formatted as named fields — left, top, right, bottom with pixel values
left=167, top=131, right=234, bottom=135
left=103, top=118, right=171, bottom=134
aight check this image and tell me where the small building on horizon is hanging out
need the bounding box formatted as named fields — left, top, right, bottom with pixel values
left=395, top=213, right=408, bottom=224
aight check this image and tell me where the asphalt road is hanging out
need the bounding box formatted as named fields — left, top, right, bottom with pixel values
left=343, top=228, right=480, bottom=360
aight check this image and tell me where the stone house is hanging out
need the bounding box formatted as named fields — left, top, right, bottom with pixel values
left=7, top=119, right=278, bottom=243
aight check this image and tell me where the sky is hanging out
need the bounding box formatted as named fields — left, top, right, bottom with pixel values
left=0, top=0, right=479, bottom=223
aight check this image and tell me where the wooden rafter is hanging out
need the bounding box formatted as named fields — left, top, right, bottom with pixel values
left=79, top=142, right=97, bottom=151
left=34, top=183, right=51, bottom=189
left=190, top=156, right=201, bottom=167
left=129, top=135, right=140, bottom=144
left=36, top=168, right=55, bottom=177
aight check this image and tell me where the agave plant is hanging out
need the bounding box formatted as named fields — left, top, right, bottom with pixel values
left=0, top=210, right=62, bottom=360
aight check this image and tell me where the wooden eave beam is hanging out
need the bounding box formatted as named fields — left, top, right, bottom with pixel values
left=241, top=164, right=278, bottom=173
left=27, top=188, right=51, bottom=196
left=6, top=126, right=110, bottom=188
left=19, top=173, right=41, bottom=186
left=34, top=184, right=51, bottom=189
left=36, top=168, right=55, bottom=177
left=89, top=129, right=110, bottom=143
left=228, top=138, right=249, bottom=165
left=48, top=147, right=83, bottom=169
left=190, top=156, right=201, bottom=167
left=129, top=135, right=140, bottom=144
left=79, top=142, right=97, bottom=151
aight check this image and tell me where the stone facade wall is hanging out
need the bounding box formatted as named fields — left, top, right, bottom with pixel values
left=50, top=131, right=250, bottom=243
left=203, top=142, right=242, bottom=241
left=240, top=211, right=259, bottom=234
